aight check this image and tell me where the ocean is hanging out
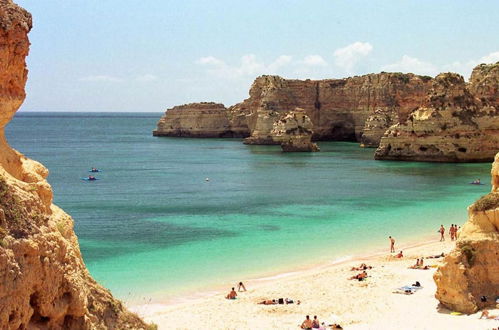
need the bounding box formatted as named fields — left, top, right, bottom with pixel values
left=5, top=112, right=490, bottom=304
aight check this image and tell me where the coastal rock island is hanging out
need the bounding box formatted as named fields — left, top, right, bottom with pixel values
left=0, top=1, right=147, bottom=329
left=154, top=64, right=498, bottom=161
left=434, top=152, right=499, bottom=313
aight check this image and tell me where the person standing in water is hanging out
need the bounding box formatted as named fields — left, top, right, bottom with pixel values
left=439, top=225, right=445, bottom=241
left=389, top=236, right=395, bottom=253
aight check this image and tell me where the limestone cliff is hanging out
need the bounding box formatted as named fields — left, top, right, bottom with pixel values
left=0, top=1, right=148, bottom=329
left=375, top=64, right=499, bottom=162
left=153, top=102, right=249, bottom=138
left=154, top=73, right=432, bottom=146
left=434, top=152, right=499, bottom=313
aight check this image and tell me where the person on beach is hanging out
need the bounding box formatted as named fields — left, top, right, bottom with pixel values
left=351, top=263, right=372, bottom=271
left=301, top=315, right=313, bottom=330
left=225, top=287, right=237, bottom=300
left=439, top=225, right=445, bottom=241
left=480, top=310, right=499, bottom=319
left=237, top=281, right=247, bottom=292
left=258, top=299, right=276, bottom=305
left=410, top=259, right=420, bottom=269
left=312, top=315, right=320, bottom=329
left=389, top=236, right=395, bottom=253
left=396, top=251, right=403, bottom=258
left=349, top=270, right=368, bottom=281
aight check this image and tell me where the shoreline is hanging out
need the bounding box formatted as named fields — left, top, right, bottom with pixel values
left=129, top=233, right=448, bottom=311
left=132, top=235, right=498, bottom=329
left=127, top=233, right=438, bottom=309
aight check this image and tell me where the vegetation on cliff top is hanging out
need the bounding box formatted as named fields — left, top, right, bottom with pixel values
left=471, top=192, right=499, bottom=212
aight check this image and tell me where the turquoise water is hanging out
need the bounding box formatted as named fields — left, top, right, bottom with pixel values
left=5, top=112, right=491, bottom=303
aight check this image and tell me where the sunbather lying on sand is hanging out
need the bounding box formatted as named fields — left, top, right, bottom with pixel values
left=350, top=263, right=372, bottom=271
left=349, top=271, right=368, bottom=281
left=426, top=252, right=445, bottom=259
left=258, top=299, right=276, bottom=305
left=480, top=310, right=499, bottom=320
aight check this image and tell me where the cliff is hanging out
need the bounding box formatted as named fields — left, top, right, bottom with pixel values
left=0, top=1, right=148, bottom=329
left=433, top=152, right=499, bottom=313
left=375, top=63, right=499, bottom=162
left=155, top=73, right=432, bottom=146
left=153, top=102, right=249, bottom=138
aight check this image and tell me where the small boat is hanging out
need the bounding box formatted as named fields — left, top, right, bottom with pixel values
left=89, top=169, right=100, bottom=172
left=469, top=182, right=484, bottom=185
left=82, top=177, right=99, bottom=181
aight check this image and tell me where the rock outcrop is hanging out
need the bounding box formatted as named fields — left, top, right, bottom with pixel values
left=375, top=64, right=499, bottom=162
left=272, top=108, right=319, bottom=152
left=434, top=152, right=499, bottom=313
left=155, top=73, right=432, bottom=146
left=0, top=1, right=148, bottom=329
left=153, top=102, right=249, bottom=138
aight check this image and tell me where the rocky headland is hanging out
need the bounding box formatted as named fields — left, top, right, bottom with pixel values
left=434, top=152, right=499, bottom=313
left=375, top=64, right=499, bottom=162
left=154, top=63, right=498, bottom=160
left=0, top=1, right=148, bottom=329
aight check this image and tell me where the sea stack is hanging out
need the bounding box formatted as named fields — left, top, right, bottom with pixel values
left=272, top=108, right=319, bottom=152
left=0, top=1, right=147, bottom=328
left=434, top=152, right=499, bottom=313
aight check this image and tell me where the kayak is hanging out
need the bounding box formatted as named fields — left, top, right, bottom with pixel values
left=469, top=182, right=484, bottom=185
left=81, top=177, right=99, bottom=181
left=89, top=170, right=101, bottom=172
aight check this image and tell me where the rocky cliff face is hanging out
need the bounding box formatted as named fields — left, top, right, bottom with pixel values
left=153, top=102, right=249, bottom=138
left=434, top=152, right=499, bottom=313
left=0, top=1, right=148, bottom=329
left=375, top=63, right=499, bottom=162
left=155, top=73, right=432, bottom=147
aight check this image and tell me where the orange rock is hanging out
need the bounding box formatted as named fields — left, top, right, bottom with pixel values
left=0, top=1, right=147, bottom=328
left=434, top=152, right=499, bottom=313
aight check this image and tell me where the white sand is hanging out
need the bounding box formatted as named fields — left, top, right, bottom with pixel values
left=132, top=239, right=499, bottom=330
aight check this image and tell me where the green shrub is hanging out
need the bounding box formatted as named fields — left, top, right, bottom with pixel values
left=471, top=193, right=499, bottom=212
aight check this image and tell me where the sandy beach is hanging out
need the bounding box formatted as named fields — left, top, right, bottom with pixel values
left=131, top=238, right=498, bottom=330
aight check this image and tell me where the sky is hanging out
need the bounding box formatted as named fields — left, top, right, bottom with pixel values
left=16, top=0, right=499, bottom=112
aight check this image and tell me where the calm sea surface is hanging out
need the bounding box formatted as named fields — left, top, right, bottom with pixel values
left=5, top=112, right=490, bottom=303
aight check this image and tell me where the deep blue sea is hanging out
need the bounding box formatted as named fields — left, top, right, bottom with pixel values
left=5, top=112, right=491, bottom=304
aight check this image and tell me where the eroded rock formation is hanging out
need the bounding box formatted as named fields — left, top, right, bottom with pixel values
left=0, top=1, right=148, bottom=329
left=272, top=108, right=319, bottom=152
left=153, top=102, right=249, bottom=138
left=155, top=73, right=432, bottom=146
left=434, top=152, right=499, bottom=313
left=375, top=64, right=499, bottom=162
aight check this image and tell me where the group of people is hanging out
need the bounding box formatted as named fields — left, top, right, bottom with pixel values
left=225, top=282, right=247, bottom=299
left=409, top=258, right=429, bottom=270
left=300, top=315, right=342, bottom=329
left=438, top=224, right=459, bottom=241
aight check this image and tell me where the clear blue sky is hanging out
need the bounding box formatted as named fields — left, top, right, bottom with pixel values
left=16, top=0, right=499, bottom=112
